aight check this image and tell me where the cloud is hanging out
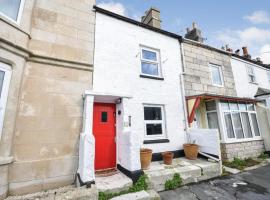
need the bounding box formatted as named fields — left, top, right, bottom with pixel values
left=259, top=44, right=270, bottom=64
left=97, top=1, right=126, bottom=16
left=244, top=10, right=270, bottom=24
left=215, top=27, right=270, bottom=64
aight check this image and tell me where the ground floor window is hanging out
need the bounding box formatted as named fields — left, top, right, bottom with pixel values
left=143, top=105, right=166, bottom=139
left=220, top=100, right=260, bottom=141
left=0, top=62, right=12, bottom=139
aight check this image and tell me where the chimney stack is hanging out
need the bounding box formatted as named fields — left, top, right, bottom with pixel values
left=185, top=22, right=203, bottom=43
left=141, top=7, right=161, bottom=29
left=242, top=46, right=251, bottom=59
left=225, top=44, right=233, bottom=52
left=256, top=57, right=263, bottom=64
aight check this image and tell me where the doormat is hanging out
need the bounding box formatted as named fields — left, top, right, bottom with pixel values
left=95, top=168, right=118, bottom=177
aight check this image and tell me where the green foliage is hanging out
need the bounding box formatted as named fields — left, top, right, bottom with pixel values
left=98, top=175, right=148, bottom=200
left=164, top=173, right=182, bottom=190
left=258, top=153, right=269, bottom=160
left=223, top=157, right=260, bottom=170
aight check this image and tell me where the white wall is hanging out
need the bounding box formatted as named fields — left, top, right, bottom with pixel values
left=231, top=57, right=270, bottom=99
left=94, top=13, right=185, bottom=170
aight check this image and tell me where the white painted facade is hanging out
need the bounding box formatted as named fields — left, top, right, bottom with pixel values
left=231, top=57, right=270, bottom=106
left=90, top=12, right=186, bottom=173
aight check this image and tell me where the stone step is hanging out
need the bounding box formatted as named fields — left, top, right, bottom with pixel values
left=110, top=190, right=160, bottom=200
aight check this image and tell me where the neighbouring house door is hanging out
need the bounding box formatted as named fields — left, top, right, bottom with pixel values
left=93, top=103, right=116, bottom=170
left=0, top=62, right=11, bottom=139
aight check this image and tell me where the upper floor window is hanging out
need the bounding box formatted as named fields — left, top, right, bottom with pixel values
left=0, top=0, right=25, bottom=23
left=140, top=46, right=162, bottom=78
left=246, top=64, right=256, bottom=83
left=209, top=64, right=223, bottom=86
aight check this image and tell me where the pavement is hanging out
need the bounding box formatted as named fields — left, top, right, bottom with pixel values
left=159, top=164, right=270, bottom=200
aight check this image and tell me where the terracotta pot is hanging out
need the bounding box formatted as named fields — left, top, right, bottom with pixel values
left=162, top=151, right=174, bottom=165
left=140, top=148, right=153, bottom=170
left=183, top=144, right=199, bottom=160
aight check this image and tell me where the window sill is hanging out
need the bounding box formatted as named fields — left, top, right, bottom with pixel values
left=143, top=139, right=169, bottom=144
left=212, top=84, right=224, bottom=88
left=249, top=81, right=258, bottom=85
left=140, top=75, right=164, bottom=80
left=221, top=137, right=263, bottom=144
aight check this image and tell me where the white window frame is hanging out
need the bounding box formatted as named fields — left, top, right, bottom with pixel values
left=143, top=104, right=166, bottom=139
left=0, top=0, right=25, bottom=24
left=246, top=64, right=257, bottom=84
left=140, top=46, right=162, bottom=78
left=219, top=101, right=261, bottom=143
left=0, top=62, right=12, bottom=140
left=209, top=63, right=224, bottom=87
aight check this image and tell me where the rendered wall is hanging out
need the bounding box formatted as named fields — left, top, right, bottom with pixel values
left=231, top=57, right=270, bottom=99
left=94, top=13, right=186, bottom=171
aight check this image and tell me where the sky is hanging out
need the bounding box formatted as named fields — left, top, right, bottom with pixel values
left=96, top=0, right=270, bottom=64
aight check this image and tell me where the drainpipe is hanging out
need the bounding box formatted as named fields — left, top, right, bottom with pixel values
left=179, top=38, right=189, bottom=136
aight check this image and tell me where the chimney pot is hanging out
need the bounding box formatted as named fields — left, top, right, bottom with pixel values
left=242, top=46, right=251, bottom=59
left=235, top=49, right=240, bottom=55
left=186, top=28, right=190, bottom=33
left=192, top=22, right=197, bottom=29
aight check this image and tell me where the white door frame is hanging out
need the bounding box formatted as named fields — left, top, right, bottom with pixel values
left=0, top=62, right=12, bottom=139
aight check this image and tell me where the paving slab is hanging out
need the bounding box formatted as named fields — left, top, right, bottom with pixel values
left=111, top=191, right=150, bottom=200
left=95, top=172, right=132, bottom=193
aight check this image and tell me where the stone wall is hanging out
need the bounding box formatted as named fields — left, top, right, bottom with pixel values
left=0, top=0, right=95, bottom=198
left=183, top=42, right=237, bottom=97
left=221, top=140, right=265, bottom=161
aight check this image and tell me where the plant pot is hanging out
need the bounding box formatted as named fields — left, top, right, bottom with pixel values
left=183, top=144, right=199, bottom=160
left=162, top=151, right=174, bottom=165
left=140, top=148, right=153, bottom=170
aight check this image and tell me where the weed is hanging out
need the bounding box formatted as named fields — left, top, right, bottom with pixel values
left=165, top=173, right=182, bottom=190
left=258, top=153, right=269, bottom=160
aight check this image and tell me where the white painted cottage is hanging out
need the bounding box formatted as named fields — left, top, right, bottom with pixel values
left=77, top=7, right=187, bottom=183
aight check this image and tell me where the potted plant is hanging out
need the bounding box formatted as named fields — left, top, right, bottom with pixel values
left=140, top=148, right=152, bottom=170
left=162, top=151, right=174, bottom=165
left=183, top=133, right=199, bottom=160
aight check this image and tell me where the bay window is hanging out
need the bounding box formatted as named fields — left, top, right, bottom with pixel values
left=143, top=105, right=165, bottom=139
left=0, top=0, right=25, bottom=23
left=220, top=100, right=260, bottom=141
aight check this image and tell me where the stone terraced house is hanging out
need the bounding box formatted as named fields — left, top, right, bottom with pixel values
left=0, top=0, right=95, bottom=198
left=183, top=24, right=267, bottom=161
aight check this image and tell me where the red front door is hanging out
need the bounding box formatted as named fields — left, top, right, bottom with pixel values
left=93, top=103, right=116, bottom=170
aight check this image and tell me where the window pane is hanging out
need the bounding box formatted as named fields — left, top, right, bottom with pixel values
left=0, top=0, right=21, bottom=21
left=101, top=111, right=107, bottom=122
left=224, top=112, right=235, bottom=138
left=238, top=103, right=247, bottom=111
left=251, top=114, right=260, bottom=136
left=232, top=113, right=244, bottom=139
left=247, top=103, right=255, bottom=111
left=241, top=112, right=252, bottom=138
left=141, top=62, right=158, bottom=76
left=229, top=102, right=239, bottom=110
left=207, top=112, right=219, bottom=129
left=0, top=71, right=5, bottom=98
left=146, top=123, right=162, bottom=135
left=142, top=49, right=157, bottom=61
left=221, top=100, right=229, bottom=110
left=206, top=101, right=216, bottom=111
left=144, top=107, right=162, bottom=120
left=210, top=65, right=222, bottom=85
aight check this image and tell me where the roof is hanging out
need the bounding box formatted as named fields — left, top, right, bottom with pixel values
left=255, top=87, right=270, bottom=97
left=232, top=54, right=270, bottom=70
left=93, top=6, right=182, bottom=41
left=186, top=93, right=259, bottom=103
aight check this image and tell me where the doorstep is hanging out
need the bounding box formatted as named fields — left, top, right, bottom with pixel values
left=144, top=158, right=222, bottom=192
left=95, top=171, right=133, bottom=193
